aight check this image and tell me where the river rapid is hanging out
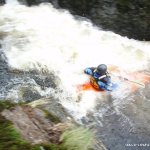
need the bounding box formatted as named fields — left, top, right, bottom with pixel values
left=0, top=1, right=150, bottom=150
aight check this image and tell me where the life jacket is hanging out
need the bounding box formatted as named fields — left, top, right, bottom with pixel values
left=90, top=69, right=110, bottom=90
left=90, top=76, right=99, bottom=90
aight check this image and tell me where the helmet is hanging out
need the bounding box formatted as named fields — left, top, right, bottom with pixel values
left=97, top=64, right=107, bottom=74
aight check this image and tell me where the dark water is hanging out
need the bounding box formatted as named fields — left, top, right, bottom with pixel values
left=0, top=1, right=150, bottom=150
left=0, top=48, right=14, bottom=99
left=82, top=86, right=150, bottom=150
left=1, top=46, right=150, bottom=150
left=0, top=47, right=58, bottom=101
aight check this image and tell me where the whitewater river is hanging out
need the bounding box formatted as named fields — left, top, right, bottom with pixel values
left=0, top=1, right=150, bottom=150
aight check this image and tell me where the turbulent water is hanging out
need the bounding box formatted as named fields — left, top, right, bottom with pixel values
left=0, top=1, right=150, bottom=150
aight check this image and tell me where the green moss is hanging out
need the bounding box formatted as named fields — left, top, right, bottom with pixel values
left=41, top=144, right=65, bottom=150
left=0, top=101, right=60, bottom=150
left=0, top=101, right=94, bottom=150
left=0, top=110, right=40, bottom=150
left=60, top=127, right=95, bottom=150
left=0, top=100, right=16, bottom=112
left=43, top=109, right=61, bottom=123
left=0, top=113, right=62, bottom=150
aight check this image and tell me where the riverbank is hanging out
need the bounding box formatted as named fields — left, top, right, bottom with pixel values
left=0, top=100, right=106, bottom=150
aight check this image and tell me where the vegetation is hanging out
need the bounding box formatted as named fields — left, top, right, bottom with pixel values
left=0, top=100, right=41, bottom=150
left=43, top=109, right=61, bottom=123
left=60, top=127, right=94, bottom=150
left=0, top=100, right=94, bottom=150
left=0, top=100, right=16, bottom=112
left=0, top=100, right=63, bottom=150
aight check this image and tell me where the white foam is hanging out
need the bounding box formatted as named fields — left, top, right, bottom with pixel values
left=0, top=3, right=150, bottom=119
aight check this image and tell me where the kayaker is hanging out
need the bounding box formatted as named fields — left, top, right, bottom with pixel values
left=84, top=64, right=113, bottom=91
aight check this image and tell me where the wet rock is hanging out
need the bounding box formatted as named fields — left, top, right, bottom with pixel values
left=19, top=87, right=42, bottom=102
left=32, top=74, right=58, bottom=89
left=1, top=105, right=69, bottom=144
left=23, top=0, right=59, bottom=8
left=17, top=0, right=27, bottom=5
left=0, top=0, right=5, bottom=5
left=25, top=0, right=51, bottom=6
left=58, top=0, right=150, bottom=41
left=30, top=97, right=72, bottom=123
left=0, top=50, right=15, bottom=98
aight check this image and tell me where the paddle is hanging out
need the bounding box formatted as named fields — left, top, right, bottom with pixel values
left=110, top=73, right=145, bottom=88
left=122, top=77, right=145, bottom=87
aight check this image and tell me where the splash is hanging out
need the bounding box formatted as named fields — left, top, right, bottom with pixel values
left=0, top=3, right=150, bottom=119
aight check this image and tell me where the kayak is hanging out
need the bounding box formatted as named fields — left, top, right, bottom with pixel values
left=77, top=66, right=150, bottom=93
left=77, top=82, right=118, bottom=92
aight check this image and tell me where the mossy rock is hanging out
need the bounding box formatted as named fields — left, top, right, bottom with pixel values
left=0, top=101, right=62, bottom=150
left=0, top=100, right=16, bottom=112
left=43, top=109, right=61, bottom=123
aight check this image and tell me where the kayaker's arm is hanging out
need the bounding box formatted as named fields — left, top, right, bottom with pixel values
left=84, top=67, right=96, bottom=75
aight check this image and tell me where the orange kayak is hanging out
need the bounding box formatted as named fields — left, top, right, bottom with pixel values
left=77, top=66, right=150, bottom=93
